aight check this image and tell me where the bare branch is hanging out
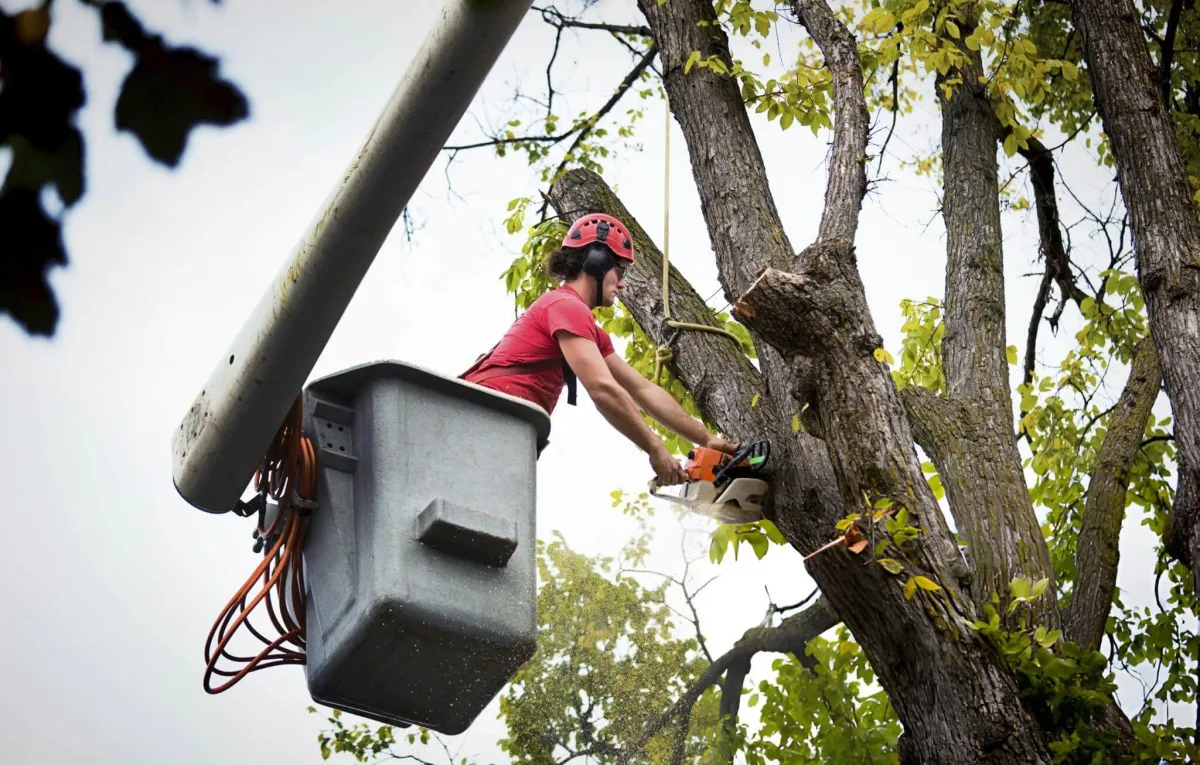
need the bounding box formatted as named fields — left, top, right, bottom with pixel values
left=1023, top=265, right=1055, bottom=395
left=445, top=41, right=656, bottom=197
left=1017, top=137, right=1089, bottom=309
left=539, top=43, right=659, bottom=215
left=1065, top=339, right=1162, bottom=651
left=876, top=55, right=901, bottom=175
left=534, top=5, right=652, bottom=37
left=1159, top=0, right=1186, bottom=109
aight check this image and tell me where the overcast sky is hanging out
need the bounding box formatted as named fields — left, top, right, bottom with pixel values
left=0, top=1, right=1183, bottom=763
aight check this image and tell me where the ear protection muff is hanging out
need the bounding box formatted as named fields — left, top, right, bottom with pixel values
left=579, top=243, right=617, bottom=308
left=581, top=244, right=617, bottom=278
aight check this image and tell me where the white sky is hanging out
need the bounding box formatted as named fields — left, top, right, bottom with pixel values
left=0, top=1, right=1183, bottom=763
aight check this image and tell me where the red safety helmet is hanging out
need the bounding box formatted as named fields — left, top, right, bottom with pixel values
left=562, top=213, right=635, bottom=263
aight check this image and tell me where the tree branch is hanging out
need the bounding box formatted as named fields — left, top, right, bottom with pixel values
left=534, top=5, right=652, bottom=38
left=615, top=597, right=840, bottom=765
left=1017, top=137, right=1089, bottom=309
left=1023, top=265, right=1055, bottom=395
left=1070, top=0, right=1200, bottom=582
left=1065, top=338, right=1162, bottom=651
left=539, top=42, right=658, bottom=214
left=1165, top=451, right=1200, bottom=570
left=791, top=0, right=870, bottom=242
left=445, top=41, right=656, bottom=189
left=929, top=11, right=1057, bottom=621
left=1159, top=0, right=1186, bottom=109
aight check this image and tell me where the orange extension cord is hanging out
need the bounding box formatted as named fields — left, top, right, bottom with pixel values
left=203, top=396, right=318, bottom=694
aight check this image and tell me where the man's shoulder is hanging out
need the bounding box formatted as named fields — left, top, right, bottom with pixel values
left=532, top=288, right=590, bottom=316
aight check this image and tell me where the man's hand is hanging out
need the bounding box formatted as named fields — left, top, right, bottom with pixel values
left=650, top=445, right=688, bottom=486
left=704, top=435, right=738, bottom=455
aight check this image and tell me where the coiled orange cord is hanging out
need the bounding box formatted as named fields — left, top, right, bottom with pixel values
left=203, top=396, right=318, bottom=693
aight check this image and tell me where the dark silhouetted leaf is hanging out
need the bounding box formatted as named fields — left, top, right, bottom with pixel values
left=0, top=188, right=65, bottom=335
left=102, top=2, right=249, bottom=167
left=0, top=6, right=88, bottom=335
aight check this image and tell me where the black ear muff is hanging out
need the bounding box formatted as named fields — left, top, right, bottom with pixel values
left=581, top=244, right=616, bottom=277
left=580, top=244, right=616, bottom=308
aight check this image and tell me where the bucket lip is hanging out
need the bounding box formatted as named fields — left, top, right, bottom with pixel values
left=306, top=359, right=552, bottom=446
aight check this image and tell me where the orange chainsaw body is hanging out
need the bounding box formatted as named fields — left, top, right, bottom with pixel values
left=684, top=447, right=729, bottom=483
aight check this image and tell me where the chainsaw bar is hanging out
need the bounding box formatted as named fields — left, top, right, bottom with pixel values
left=648, top=479, right=766, bottom=525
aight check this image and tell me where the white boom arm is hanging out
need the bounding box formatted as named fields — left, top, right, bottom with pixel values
left=172, top=0, right=535, bottom=513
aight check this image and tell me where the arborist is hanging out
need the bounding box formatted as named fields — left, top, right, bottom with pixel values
left=461, top=212, right=736, bottom=486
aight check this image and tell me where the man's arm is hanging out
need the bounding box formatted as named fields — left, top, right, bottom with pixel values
left=606, top=354, right=736, bottom=453
left=556, top=333, right=688, bottom=485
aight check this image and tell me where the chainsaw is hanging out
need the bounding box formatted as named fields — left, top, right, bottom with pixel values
left=649, top=440, right=771, bottom=524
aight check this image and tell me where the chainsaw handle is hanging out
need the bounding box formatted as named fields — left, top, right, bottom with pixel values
left=712, top=439, right=770, bottom=485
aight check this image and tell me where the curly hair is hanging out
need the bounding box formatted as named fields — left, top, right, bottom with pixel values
left=545, top=246, right=587, bottom=282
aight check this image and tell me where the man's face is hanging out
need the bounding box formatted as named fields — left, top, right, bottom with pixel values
left=601, top=262, right=628, bottom=307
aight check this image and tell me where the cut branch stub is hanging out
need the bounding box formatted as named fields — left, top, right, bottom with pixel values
left=734, top=243, right=968, bottom=591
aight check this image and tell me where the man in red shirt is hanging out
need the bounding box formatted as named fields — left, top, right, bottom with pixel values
left=463, top=213, right=735, bottom=487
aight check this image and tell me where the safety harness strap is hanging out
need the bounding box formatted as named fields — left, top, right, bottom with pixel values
left=460, top=348, right=578, bottom=406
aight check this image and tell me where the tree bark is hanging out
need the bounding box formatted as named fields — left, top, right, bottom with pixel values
left=1070, top=0, right=1200, bottom=594
left=930, top=25, right=1058, bottom=624
left=1066, top=339, right=1162, bottom=652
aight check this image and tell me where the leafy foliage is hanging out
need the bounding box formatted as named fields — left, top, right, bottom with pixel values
left=743, top=627, right=901, bottom=765
left=499, top=532, right=720, bottom=763
left=0, top=0, right=247, bottom=336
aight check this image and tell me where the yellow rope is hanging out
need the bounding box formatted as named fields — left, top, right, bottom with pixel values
left=653, top=98, right=743, bottom=386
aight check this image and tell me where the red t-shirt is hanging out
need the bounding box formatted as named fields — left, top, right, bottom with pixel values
left=465, top=286, right=615, bottom=413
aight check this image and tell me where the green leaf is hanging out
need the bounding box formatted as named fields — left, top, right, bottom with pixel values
left=750, top=393, right=761, bottom=409
left=792, top=412, right=801, bottom=432
left=747, top=532, right=769, bottom=560
left=1031, top=577, right=1050, bottom=599
left=1003, top=134, right=1018, bottom=158
left=684, top=50, right=702, bottom=75
left=873, top=347, right=895, bottom=364
left=913, top=575, right=941, bottom=592
left=1010, top=577, right=1031, bottom=600
left=761, top=519, right=787, bottom=545
left=878, top=558, right=904, bottom=575
left=1006, top=345, right=1018, bottom=365
left=904, top=577, right=918, bottom=600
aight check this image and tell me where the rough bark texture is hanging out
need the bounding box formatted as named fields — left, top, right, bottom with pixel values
left=1071, top=0, right=1200, bottom=580
left=617, top=1, right=1055, bottom=762
left=930, top=28, right=1057, bottom=624
left=793, top=0, right=868, bottom=243
left=1065, top=339, right=1162, bottom=652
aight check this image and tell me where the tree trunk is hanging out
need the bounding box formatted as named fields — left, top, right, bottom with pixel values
left=925, top=30, right=1059, bottom=624
left=1070, top=0, right=1200, bottom=593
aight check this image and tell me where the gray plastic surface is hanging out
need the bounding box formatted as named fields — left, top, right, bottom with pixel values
left=301, top=360, right=550, bottom=734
